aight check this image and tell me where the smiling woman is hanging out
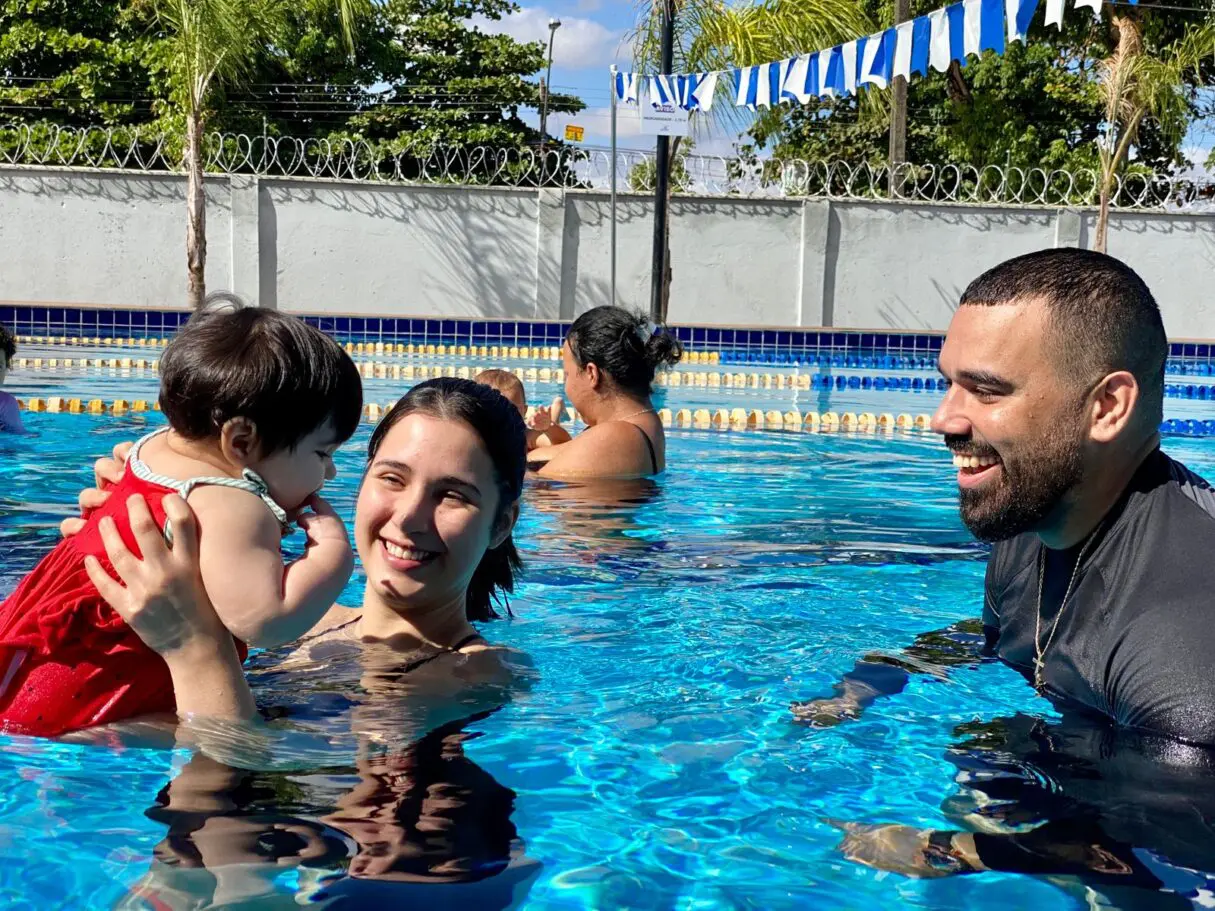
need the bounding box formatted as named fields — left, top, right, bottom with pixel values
left=52, top=377, right=532, bottom=730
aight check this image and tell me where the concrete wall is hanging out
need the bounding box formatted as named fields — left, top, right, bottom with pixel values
left=3, top=165, right=1215, bottom=337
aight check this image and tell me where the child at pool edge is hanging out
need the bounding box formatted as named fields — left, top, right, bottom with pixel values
left=0, top=308, right=362, bottom=737
left=0, top=324, right=28, bottom=434
left=475, top=368, right=571, bottom=450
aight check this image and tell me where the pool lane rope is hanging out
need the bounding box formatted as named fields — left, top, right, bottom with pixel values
left=15, top=356, right=1215, bottom=404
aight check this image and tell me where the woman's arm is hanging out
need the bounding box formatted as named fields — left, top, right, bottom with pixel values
left=86, top=493, right=258, bottom=723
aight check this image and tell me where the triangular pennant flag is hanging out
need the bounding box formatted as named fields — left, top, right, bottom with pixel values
left=962, top=0, right=984, bottom=56
left=893, top=21, right=916, bottom=80
left=929, top=8, right=951, bottom=72
left=1007, top=0, right=1039, bottom=41
left=689, top=71, right=719, bottom=111
left=911, top=16, right=932, bottom=77
left=614, top=72, right=639, bottom=104
left=783, top=55, right=812, bottom=104
left=860, top=29, right=895, bottom=89
left=840, top=41, right=859, bottom=95
left=817, top=48, right=837, bottom=97
left=1045, top=0, right=1065, bottom=29
left=979, top=0, right=1005, bottom=53
left=946, top=3, right=968, bottom=66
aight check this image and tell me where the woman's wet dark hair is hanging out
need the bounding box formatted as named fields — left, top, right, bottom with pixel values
left=566, top=306, right=683, bottom=397
left=159, top=308, right=363, bottom=453
left=367, top=377, right=526, bottom=623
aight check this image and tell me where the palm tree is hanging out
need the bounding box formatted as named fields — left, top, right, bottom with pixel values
left=146, top=0, right=369, bottom=309
left=629, top=0, right=873, bottom=319
left=1094, top=13, right=1214, bottom=252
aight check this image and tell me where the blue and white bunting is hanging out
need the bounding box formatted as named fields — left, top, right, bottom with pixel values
left=612, top=0, right=1127, bottom=113
left=613, top=71, right=639, bottom=104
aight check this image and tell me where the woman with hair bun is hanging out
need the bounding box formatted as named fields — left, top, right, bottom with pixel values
left=527, top=306, right=683, bottom=480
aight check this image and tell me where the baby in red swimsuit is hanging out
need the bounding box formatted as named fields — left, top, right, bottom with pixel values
left=0, top=308, right=363, bottom=736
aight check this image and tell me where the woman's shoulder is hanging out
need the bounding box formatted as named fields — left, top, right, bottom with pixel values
left=302, top=604, right=360, bottom=639
left=454, top=640, right=535, bottom=686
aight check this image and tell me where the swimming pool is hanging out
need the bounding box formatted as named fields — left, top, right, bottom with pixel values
left=3, top=400, right=1215, bottom=907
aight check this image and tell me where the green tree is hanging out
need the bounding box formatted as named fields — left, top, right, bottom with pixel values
left=1094, top=12, right=1215, bottom=250
left=629, top=0, right=873, bottom=319
left=745, top=0, right=1215, bottom=201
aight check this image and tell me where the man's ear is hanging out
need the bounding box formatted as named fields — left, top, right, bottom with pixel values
left=1088, top=371, right=1138, bottom=444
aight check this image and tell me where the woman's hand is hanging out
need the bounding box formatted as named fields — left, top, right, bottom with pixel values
left=60, top=441, right=133, bottom=538
left=85, top=493, right=258, bottom=722
left=85, top=493, right=225, bottom=657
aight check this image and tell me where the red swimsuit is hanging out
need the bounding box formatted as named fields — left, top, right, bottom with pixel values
left=0, top=435, right=272, bottom=737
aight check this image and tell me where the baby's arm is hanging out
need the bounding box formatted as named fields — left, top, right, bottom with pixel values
left=189, top=487, right=354, bottom=649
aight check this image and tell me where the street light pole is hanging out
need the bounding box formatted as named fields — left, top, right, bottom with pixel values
left=538, top=18, right=561, bottom=168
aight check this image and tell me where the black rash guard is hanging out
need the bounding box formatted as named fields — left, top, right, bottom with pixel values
left=982, top=447, right=1215, bottom=745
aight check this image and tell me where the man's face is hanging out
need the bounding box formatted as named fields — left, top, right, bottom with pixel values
left=931, top=299, right=1091, bottom=542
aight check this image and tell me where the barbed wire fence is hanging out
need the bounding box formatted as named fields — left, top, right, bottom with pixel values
left=2, top=122, right=1214, bottom=211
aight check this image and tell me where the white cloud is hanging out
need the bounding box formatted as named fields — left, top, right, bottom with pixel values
left=576, top=0, right=602, bottom=10
left=472, top=7, right=627, bottom=70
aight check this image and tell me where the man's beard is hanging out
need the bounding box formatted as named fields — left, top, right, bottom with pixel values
left=953, top=426, right=1085, bottom=542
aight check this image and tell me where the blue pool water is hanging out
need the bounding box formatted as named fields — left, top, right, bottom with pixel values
left=3, top=411, right=1215, bottom=909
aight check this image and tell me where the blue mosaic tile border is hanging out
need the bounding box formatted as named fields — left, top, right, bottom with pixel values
left=1, top=306, right=1212, bottom=368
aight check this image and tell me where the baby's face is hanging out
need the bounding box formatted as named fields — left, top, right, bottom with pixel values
left=253, top=420, right=342, bottom=514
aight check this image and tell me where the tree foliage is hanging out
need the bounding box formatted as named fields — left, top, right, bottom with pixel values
left=744, top=0, right=1215, bottom=173
left=0, top=0, right=582, bottom=155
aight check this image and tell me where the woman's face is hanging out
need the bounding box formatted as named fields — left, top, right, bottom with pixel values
left=356, top=413, right=515, bottom=616
left=561, top=340, right=596, bottom=415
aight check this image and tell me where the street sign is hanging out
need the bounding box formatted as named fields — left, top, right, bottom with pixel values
left=564, top=125, right=585, bottom=142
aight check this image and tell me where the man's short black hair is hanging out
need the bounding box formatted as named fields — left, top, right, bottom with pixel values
left=159, top=308, right=363, bottom=453
left=0, top=324, right=15, bottom=364
left=960, top=248, right=1168, bottom=422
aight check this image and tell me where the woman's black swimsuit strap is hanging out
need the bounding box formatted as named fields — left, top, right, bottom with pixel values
left=634, top=423, right=658, bottom=475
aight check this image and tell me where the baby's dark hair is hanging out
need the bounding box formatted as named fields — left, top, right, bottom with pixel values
left=158, top=308, right=363, bottom=453
left=566, top=306, right=682, bottom=397
left=0, top=324, right=15, bottom=364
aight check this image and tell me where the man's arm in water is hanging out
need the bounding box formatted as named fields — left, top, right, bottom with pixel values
left=791, top=560, right=1000, bottom=726
left=790, top=618, right=996, bottom=725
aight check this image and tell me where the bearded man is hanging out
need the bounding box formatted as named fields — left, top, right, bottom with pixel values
left=794, top=247, right=1215, bottom=745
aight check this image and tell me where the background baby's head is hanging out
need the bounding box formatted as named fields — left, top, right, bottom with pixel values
left=474, top=369, right=527, bottom=417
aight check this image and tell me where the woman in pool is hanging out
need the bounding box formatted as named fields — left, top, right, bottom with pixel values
left=65, top=376, right=529, bottom=723
left=67, top=377, right=540, bottom=902
left=526, top=306, right=683, bottom=480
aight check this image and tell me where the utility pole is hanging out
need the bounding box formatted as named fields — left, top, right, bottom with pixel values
left=649, top=0, right=675, bottom=322
left=888, top=0, right=910, bottom=197
left=538, top=18, right=561, bottom=169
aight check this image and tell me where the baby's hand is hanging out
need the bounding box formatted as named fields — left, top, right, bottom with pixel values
left=529, top=409, right=553, bottom=431
left=296, top=495, right=351, bottom=548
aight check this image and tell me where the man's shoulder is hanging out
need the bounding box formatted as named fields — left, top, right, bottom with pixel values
left=1154, top=452, right=1215, bottom=523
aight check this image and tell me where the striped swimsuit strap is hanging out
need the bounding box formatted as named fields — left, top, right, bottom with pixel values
left=127, top=429, right=292, bottom=536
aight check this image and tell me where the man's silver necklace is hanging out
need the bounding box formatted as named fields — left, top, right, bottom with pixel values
left=1032, top=521, right=1104, bottom=692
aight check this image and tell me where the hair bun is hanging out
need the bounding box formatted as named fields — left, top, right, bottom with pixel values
left=645, top=327, right=683, bottom=369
